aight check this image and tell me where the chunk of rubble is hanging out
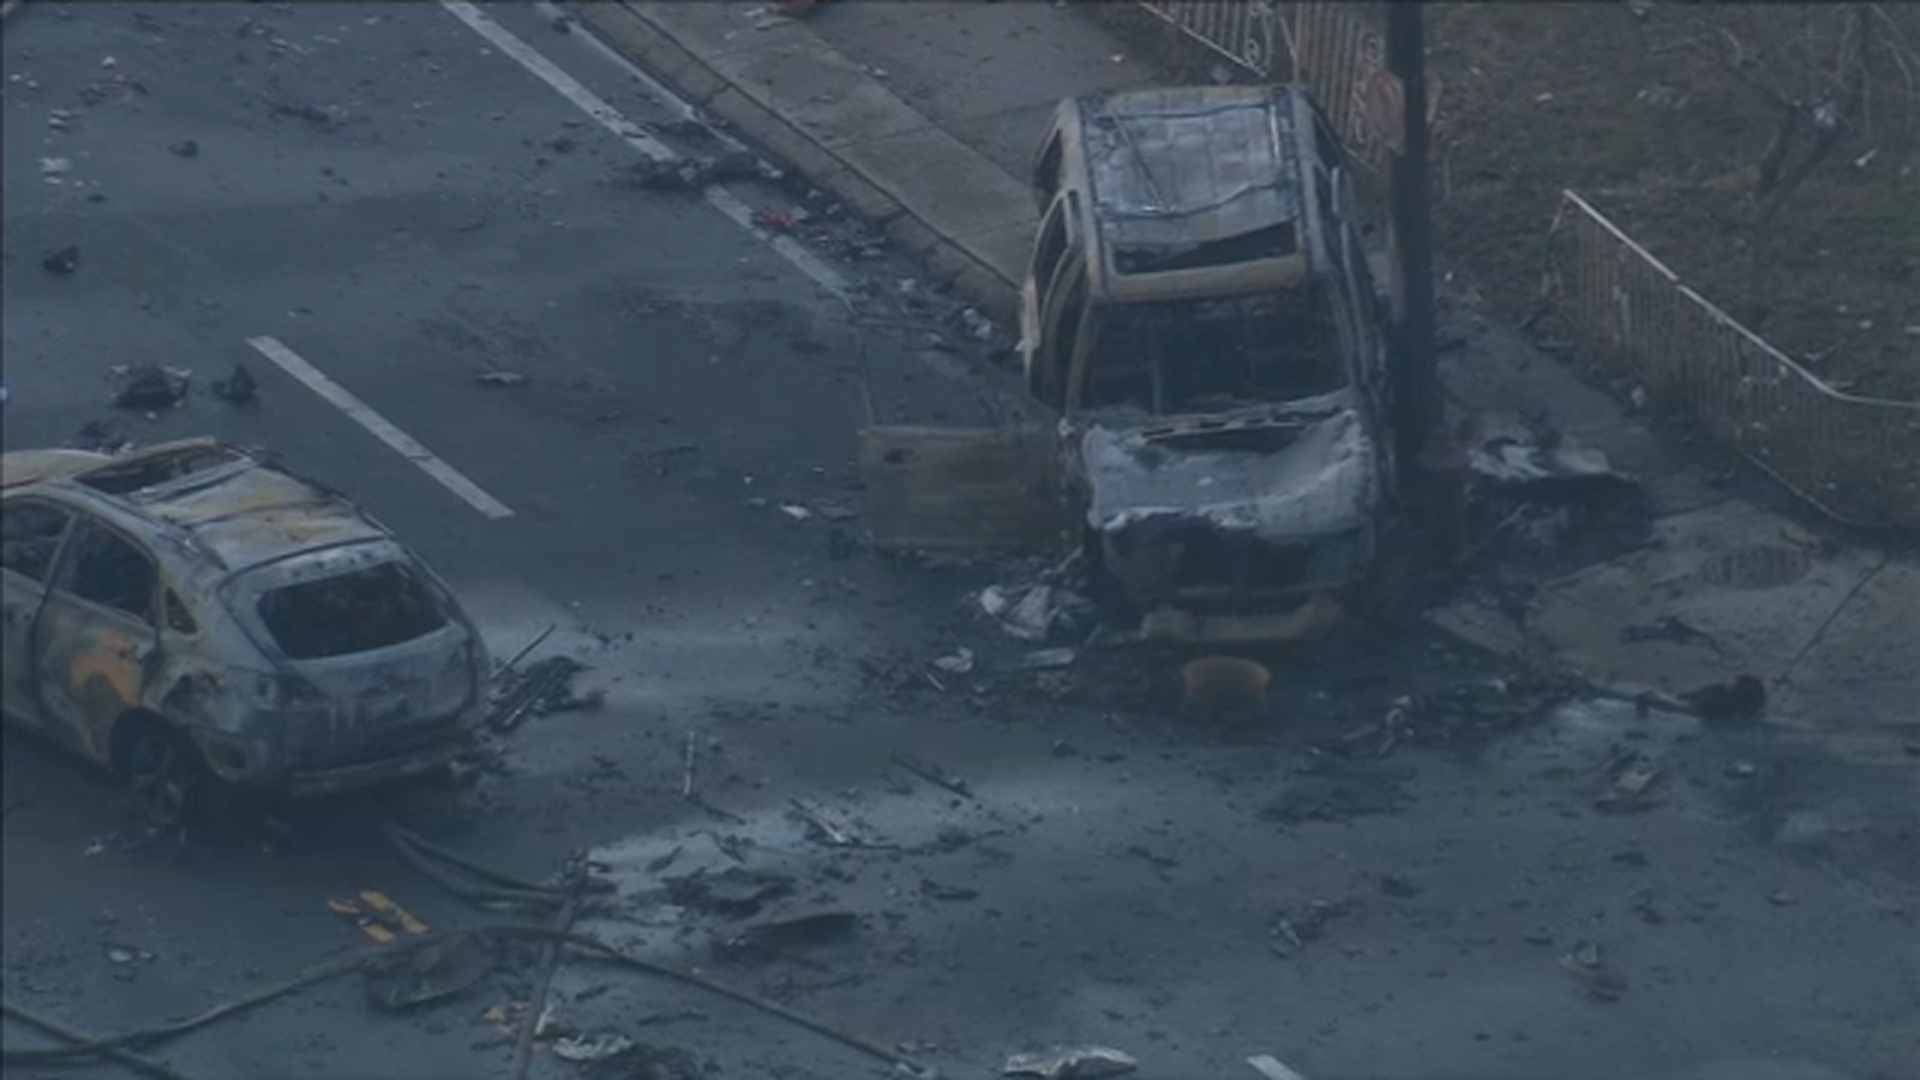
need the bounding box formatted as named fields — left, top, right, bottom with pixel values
left=1003, top=1046, right=1138, bottom=1080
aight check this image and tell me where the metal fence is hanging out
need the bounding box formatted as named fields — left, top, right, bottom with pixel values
left=1135, top=0, right=1289, bottom=81
left=1138, top=2, right=1396, bottom=181
left=1549, top=191, right=1920, bottom=530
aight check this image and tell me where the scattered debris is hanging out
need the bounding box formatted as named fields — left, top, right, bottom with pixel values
left=1, top=924, right=926, bottom=1077
left=361, top=935, right=492, bottom=1012
left=919, top=878, right=980, bottom=902
left=713, top=911, right=859, bottom=964
left=664, top=867, right=795, bottom=919
left=1596, top=751, right=1662, bottom=814
left=1018, top=647, right=1076, bottom=670
left=477, top=370, right=529, bottom=388
left=1247, top=1056, right=1308, bottom=1080
left=38, top=156, right=72, bottom=176
left=778, top=503, right=813, bottom=521
left=952, top=306, right=995, bottom=343
left=577, top=1043, right=705, bottom=1080
left=788, top=798, right=882, bottom=849
left=70, top=421, right=133, bottom=454
left=168, top=139, right=200, bottom=159
left=1558, top=941, right=1628, bottom=1002
left=681, top=732, right=698, bottom=800
left=553, top=1032, right=634, bottom=1063
left=487, top=656, right=601, bottom=733
left=104, top=944, right=155, bottom=967
left=931, top=647, right=976, bottom=676
left=1679, top=674, right=1767, bottom=723
left=42, top=245, right=80, bottom=275
left=1003, top=1046, right=1138, bottom=1080
left=495, top=623, right=558, bottom=680
left=1767, top=890, right=1798, bottom=907
left=622, top=154, right=757, bottom=193
left=1267, top=897, right=1356, bottom=957
left=111, top=364, right=189, bottom=410
left=267, top=99, right=345, bottom=127
left=210, top=363, right=258, bottom=405
left=1333, top=677, right=1571, bottom=755
left=1261, top=761, right=1413, bottom=824
left=889, top=752, right=974, bottom=799
left=1468, top=434, right=1635, bottom=491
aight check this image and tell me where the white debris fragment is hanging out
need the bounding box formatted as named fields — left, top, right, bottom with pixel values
left=931, top=647, right=975, bottom=676
left=553, top=1033, right=634, bottom=1062
left=1246, top=1056, right=1307, bottom=1080
left=1003, top=1046, right=1137, bottom=1080
left=778, top=503, right=813, bottom=521
left=1004, top=585, right=1057, bottom=641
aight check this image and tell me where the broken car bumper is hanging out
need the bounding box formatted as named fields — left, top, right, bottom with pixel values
left=285, top=730, right=476, bottom=799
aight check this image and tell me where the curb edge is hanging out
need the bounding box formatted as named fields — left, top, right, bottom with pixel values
left=571, top=2, right=1022, bottom=325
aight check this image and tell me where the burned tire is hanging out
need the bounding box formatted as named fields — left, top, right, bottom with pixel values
left=113, top=715, right=207, bottom=832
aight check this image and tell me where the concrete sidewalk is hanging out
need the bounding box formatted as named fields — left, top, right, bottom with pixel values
left=574, top=0, right=1919, bottom=739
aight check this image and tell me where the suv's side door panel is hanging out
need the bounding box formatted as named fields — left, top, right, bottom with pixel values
left=32, top=517, right=163, bottom=765
left=1, top=498, right=74, bottom=728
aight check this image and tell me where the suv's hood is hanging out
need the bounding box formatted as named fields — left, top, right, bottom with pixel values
left=1081, top=391, right=1378, bottom=541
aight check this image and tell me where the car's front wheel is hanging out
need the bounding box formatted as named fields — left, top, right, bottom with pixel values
left=115, top=718, right=206, bottom=832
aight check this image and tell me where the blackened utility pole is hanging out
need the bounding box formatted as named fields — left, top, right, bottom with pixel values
left=1385, top=0, right=1437, bottom=471
left=1384, top=0, right=1462, bottom=565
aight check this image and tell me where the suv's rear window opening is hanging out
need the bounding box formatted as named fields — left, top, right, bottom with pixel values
left=257, top=561, right=448, bottom=660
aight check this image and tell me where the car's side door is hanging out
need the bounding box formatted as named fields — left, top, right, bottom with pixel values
left=1, top=497, right=77, bottom=728
left=31, top=513, right=163, bottom=766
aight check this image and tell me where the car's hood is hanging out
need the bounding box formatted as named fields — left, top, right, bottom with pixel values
left=1081, top=391, right=1378, bottom=541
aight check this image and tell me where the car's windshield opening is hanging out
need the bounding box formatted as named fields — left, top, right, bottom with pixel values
left=256, top=561, right=449, bottom=660
left=1086, top=280, right=1349, bottom=412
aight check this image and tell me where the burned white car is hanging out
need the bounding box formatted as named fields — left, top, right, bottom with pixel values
left=863, top=85, right=1399, bottom=642
left=1, top=438, right=489, bottom=827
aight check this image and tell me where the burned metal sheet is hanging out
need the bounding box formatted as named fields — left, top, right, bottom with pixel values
left=1079, top=85, right=1301, bottom=252
left=1081, top=393, right=1378, bottom=541
left=859, top=425, right=1069, bottom=552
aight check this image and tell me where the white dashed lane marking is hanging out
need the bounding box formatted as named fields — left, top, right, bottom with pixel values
left=244, top=335, right=516, bottom=520
left=435, top=0, right=851, bottom=296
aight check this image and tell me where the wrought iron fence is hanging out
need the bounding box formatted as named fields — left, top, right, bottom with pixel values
left=1135, top=0, right=1288, bottom=80
left=1549, top=190, right=1920, bottom=531
left=1137, top=2, right=1394, bottom=181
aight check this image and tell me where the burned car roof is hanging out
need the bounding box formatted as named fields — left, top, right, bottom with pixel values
left=1, top=448, right=116, bottom=489
left=1075, top=85, right=1305, bottom=254
left=3, top=437, right=390, bottom=572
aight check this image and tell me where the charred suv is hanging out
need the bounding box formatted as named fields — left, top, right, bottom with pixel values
left=859, top=86, right=1399, bottom=640
left=1020, top=84, right=1399, bottom=638
left=1, top=439, right=489, bottom=826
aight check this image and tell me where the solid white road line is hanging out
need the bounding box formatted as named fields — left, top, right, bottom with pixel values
left=244, top=335, right=516, bottom=520
left=436, top=0, right=851, bottom=297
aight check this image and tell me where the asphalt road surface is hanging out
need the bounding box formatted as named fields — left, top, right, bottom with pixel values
left=4, top=5, right=1917, bottom=1080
